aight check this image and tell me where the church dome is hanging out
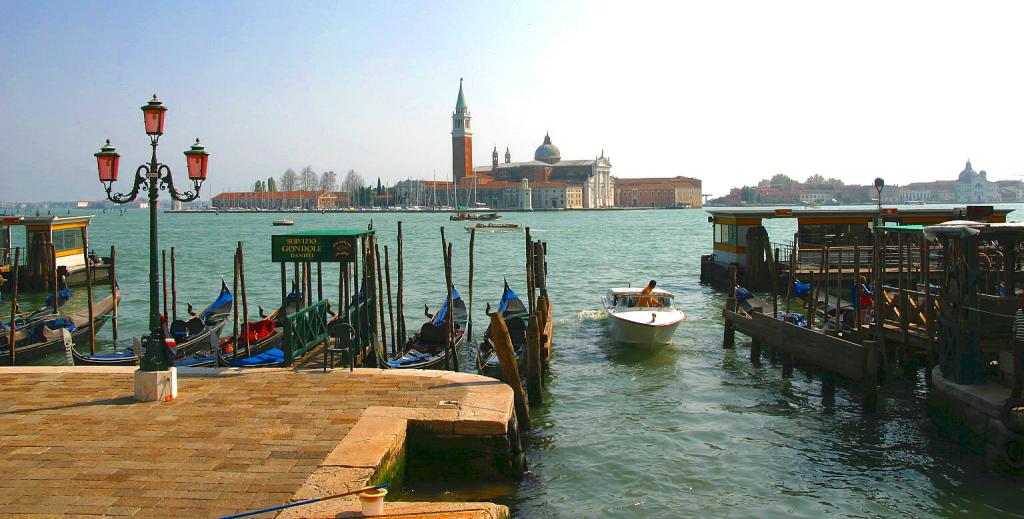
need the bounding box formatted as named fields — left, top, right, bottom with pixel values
left=958, top=160, right=977, bottom=182
left=534, top=133, right=561, bottom=164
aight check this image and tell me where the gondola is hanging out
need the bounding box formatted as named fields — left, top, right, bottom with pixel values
left=371, top=288, right=467, bottom=369
left=476, top=281, right=529, bottom=378
left=71, top=281, right=233, bottom=366
left=0, top=287, right=73, bottom=345
left=0, top=289, right=119, bottom=365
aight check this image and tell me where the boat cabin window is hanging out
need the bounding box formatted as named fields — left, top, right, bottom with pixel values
left=714, top=223, right=734, bottom=244
left=52, top=229, right=84, bottom=253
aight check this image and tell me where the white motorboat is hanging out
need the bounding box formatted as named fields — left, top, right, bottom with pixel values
left=602, top=287, right=685, bottom=347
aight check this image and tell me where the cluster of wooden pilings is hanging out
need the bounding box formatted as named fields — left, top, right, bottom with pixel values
left=4, top=234, right=118, bottom=365
left=483, top=227, right=553, bottom=432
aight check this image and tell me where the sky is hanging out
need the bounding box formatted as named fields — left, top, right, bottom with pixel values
left=2, top=0, right=1024, bottom=201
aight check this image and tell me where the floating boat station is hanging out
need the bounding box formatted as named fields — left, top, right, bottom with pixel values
left=702, top=205, right=1024, bottom=470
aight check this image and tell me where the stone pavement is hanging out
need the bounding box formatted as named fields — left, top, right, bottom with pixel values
left=0, top=366, right=513, bottom=518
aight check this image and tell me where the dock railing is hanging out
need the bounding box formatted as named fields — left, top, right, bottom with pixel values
left=284, top=298, right=331, bottom=365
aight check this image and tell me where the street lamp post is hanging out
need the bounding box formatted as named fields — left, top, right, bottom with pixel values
left=94, top=95, right=209, bottom=372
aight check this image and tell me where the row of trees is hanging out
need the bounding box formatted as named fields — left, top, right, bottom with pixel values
left=253, top=168, right=365, bottom=194
left=250, top=167, right=382, bottom=206
left=756, top=173, right=845, bottom=189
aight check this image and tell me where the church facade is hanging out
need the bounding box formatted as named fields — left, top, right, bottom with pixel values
left=451, top=81, right=614, bottom=209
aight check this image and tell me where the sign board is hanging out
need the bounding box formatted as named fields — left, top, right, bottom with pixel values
left=272, top=234, right=358, bottom=263
left=881, top=208, right=899, bottom=215
left=774, top=208, right=793, bottom=217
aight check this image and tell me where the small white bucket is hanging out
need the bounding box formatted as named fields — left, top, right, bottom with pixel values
left=358, top=487, right=388, bottom=516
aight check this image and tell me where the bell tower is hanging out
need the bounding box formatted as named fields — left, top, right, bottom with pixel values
left=451, top=78, right=473, bottom=184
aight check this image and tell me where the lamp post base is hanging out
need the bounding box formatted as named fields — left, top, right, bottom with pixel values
left=133, top=367, right=178, bottom=402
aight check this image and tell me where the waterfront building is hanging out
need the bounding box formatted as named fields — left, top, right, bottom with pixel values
left=613, top=176, right=702, bottom=208
left=453, top=80, right=614, bottom=209
left=211, top=190, right=349, bottom=210
left=954, top=161, right=1000, bottom=203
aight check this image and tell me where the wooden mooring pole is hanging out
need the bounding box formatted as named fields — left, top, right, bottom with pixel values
left=489, top=310, right=531, bottom=430
left=232, top=247, right=240, bottom=346
left=384, top=245, right=396, bottom=357
left=526, top=313, right=543, bottom=405
left=238, top=241, right=251, bottom=357
left=80, top=227, right=95, bottom=355
left=170, top=246, right=177, bottom=321
left=110, top=245, right=118, bottom=341
left=468, top=227, right=476, bottom=339
left=397, top=221, right=406, bottom=345
left=8, top=247, right=20, bottom=365
left=525, top=227, right=534, bottom=315
left=724, top=265, right=736, bottom=348
left=374, top=239, right=388, bottom=358
left=49, top=243, right=58, bottom=316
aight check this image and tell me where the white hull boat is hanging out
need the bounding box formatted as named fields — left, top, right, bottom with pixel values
left=602, top=287, right=685, bottom=347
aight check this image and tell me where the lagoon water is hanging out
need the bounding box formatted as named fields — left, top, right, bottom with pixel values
left=9, top=206, right=1023, bottom=517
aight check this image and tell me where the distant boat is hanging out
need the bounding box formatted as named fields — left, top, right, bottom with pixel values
left=465, top=223, right=521, bottom=233
left=906, top=200, right=926, bottom=205
left=272, top=220, right=294, bottom=226
left=450, top=212, right=501, bottom=221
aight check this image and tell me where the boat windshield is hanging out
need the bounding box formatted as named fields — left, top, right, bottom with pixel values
left=614, top=295, right=672, bottom=308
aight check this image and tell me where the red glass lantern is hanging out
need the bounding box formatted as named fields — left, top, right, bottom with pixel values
left=141, top=95, right=167, bottom=136
left=94, top=140, right=120, bottom=182
left=184, top=138, right=209, bottom=181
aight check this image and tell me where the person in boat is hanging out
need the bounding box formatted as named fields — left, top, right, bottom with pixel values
left=637, top=280, right=660, bottom=307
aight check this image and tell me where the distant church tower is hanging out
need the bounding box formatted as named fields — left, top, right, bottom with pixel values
left=505, top=147, right=511, bottom=163
left=492, top=146, right=499, bottom=168
left=451, top=79, right=473, bottom=184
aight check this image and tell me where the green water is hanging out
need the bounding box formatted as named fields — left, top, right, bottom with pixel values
left=6, top=207, right=1023, bottom=517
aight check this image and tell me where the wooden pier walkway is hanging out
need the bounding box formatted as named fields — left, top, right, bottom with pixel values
left=0, top=367, right=513, bottom=518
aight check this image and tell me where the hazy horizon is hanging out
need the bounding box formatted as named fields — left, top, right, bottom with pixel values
left=3, top=1, right=1024, bottom=202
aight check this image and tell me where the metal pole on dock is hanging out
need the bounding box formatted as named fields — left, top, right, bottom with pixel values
left=384, top=245, right=396, bottom=357
left=80, top=227, right=95, bottom=355
left=468, top=227, right=475, bottom=340
left=489, top=309, right=531, bottom=430
left=785, top=232, right=797, bottom=314
left=823, top=246, right=831, bottom=331
left=316, top=262, right=323, bottom=303
left=110, top=245, right=118, bottom=341
left=161, top=248, right=168, bottom=320
left=772, top=248, right=780, bottom=319
left=238, top=241, right=250, bottom=357
left=397, top=221, right=406, bottom=345
left=170, top=246, right=177, bottom=321
left=8, top=247, right=20, bottom=365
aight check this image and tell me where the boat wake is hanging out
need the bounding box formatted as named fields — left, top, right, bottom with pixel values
left=576, top=309, right=608, bottom=322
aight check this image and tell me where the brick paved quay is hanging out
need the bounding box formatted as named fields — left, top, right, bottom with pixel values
left=0, top=367, right=513, bottom=518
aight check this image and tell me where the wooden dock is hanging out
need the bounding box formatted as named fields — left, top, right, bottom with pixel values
left=0, top=366, right=515, bottom=518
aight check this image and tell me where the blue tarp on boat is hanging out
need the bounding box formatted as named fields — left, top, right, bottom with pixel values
left=198, top=289, right=233, bottom=321
left=388, top=352, right=433, bottom=368
left=498, top=286, right=518, bottom=314
left=793, top=282, right=812, bottom=298
left=229, top=347, right=284, bottom=367
left=431, top=288, right=461, bottom=325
